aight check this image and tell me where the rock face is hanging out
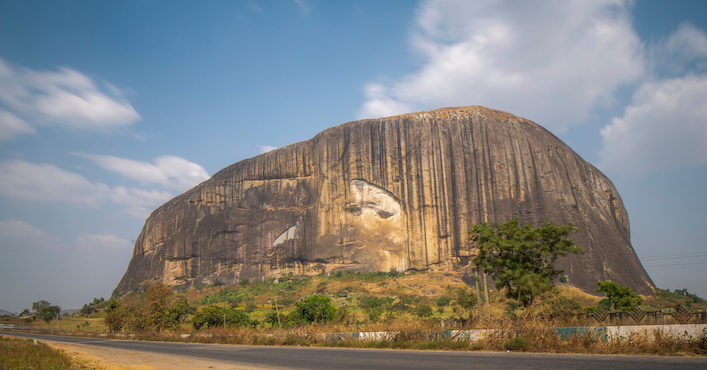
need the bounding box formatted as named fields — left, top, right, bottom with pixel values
left=115, top=106, right=654, bottom=295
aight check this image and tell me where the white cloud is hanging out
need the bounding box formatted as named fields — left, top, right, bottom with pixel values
left=599, top=74, right=707, bottom=177
left=0, top=220, right=59, bottom=251
left=0, top=109, right=35, bottom=141
left=75, top=233, right=132, bottom=252
left=0, top=58, right=140, bottom=131
left=77, top=154, right=210, bottom=192
left=600, top=23, right=707, bottom=177
left=0, top=160, right=172, bottom=216
left=259, top=145, right=279, bottom=154
left=358, top=0, right=644, bottom=133
left=0, top=221, right=130, bottom=253
left=649, top=23, right=707, bottom=75
left=0, top=160, right=106, bottom=206
left=293, top=0, right=310, bottom=16
left=0, top=220, right=133, bottom=312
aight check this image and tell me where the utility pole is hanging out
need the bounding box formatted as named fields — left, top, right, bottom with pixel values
left=474, top=269, right=481, bottom=303
left=483, top=272, right=490, bottom=307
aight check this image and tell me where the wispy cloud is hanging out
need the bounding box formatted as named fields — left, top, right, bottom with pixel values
left=259, top=145, right=278, bottom=154
left=358, top=0, right=644, bottom=133
left=0, top=159, right=172, bottom=217
left=75, top=233, right=133, bottom=252
left=0, top=58, right=140, bottom=133
left=0, top=220, right=133, bottom=311
left=600, top=74, right=707, bottom=177
left=648, top=23, right=707, bottom=76
left=600, top=24, right=707, bottom=177
left=293, top=0, right=310, bottom=17
left=77, top=154, right=210, bottom=193
left=0, top=109, right=35, bottom=141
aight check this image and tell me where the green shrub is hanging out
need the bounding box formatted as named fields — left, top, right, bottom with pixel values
left=225, top=309, right=250, bottom=328
left=596, top=281, right=642, bottom=312
left=435, top=296, right=452, bottom=307
left=505, top=336, right=530, bottom=351
left=292, top=294, right=335, bottom=324
left=192, top=305, right=224, bottom=329
left=415, top=305, right=434, bottom=317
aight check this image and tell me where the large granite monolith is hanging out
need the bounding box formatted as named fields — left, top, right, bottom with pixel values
left=115, top=106, right=654, bottom=295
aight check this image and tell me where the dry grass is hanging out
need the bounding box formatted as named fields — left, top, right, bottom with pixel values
left=117, top=312, right=706, bottom=356
left=0, top=335, right=79, bottom=369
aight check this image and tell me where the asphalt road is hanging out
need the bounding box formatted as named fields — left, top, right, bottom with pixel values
left=2, top=331, right=705, bottom=369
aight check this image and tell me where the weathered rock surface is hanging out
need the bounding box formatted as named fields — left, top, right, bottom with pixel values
left=116, top=106, right=654, bottom=295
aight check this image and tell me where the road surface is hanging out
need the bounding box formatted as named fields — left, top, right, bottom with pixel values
left=1, top=331, right=705, bottom=369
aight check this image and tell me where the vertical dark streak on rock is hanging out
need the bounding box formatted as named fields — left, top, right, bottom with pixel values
left=483, top=124, right=498, bottom=223
left=416, top=120, right=430, bottom=266
left=447, top=125, right=462, bottom=258
left=429, top=120, right=442, bottom=263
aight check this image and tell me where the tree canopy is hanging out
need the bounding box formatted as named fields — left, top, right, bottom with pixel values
left=596, top=280, right=642, bottom=312
left=33, top=300, right=60, bottom=323
left=470, top=218, right=584, bottom=306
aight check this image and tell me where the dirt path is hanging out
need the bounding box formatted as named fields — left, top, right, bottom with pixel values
left=39, top=339, right=286, bottom=370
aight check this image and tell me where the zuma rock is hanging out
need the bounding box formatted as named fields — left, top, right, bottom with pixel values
left=116, top=106, right=654, bottom=295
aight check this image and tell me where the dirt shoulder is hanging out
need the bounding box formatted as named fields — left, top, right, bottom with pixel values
left=27, top=337, right=285, bottom=370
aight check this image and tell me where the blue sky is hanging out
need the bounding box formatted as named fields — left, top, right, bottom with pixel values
left=0, top=0, right=705, bottom=312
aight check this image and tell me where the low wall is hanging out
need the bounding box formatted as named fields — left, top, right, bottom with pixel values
left=329, top=324, right=706, bottom=343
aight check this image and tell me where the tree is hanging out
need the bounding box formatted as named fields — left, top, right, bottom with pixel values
left=144, top=282, right=174, bottom=330
left=292, top=294, right=335, bottom=324
left=451, top=287, right=477, bottom=311
left=162, top=296, right=192, bottom=329
left=32, top=300, right=49, bottom=312
left=595, top=281, right=642, bottom=312
left=33, top=300, right=60, bottom=323
left=192, top=305, right=223, bottom=329
left=224, top=308, right=250, bottom=328
left=104, top=299, right=124, bottom=332
left=470, top=218, right=584, bottom=306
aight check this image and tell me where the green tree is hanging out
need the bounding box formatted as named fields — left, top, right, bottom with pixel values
left=292, top=294, right=335, bottom=324
left=104, top=299, right=124, bottom=332
left=224, top=308, right=250, bottom=328
left=415, top=304, right=434, bottom=317
left=162, top=296, right=192, bottom=329
left=595, top=280, right=642, bottom=312
left=33, top=300, right=60, bottom=323
left=192, top=305, right=223, bottom=330
left=32, top=300, right=49, bottom=312
left=264, top=311, right=280, bottom=328
left=470, top=218, right=584, bottom=306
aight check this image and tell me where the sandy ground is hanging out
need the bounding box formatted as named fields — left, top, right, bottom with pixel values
left=37, top=338, right=289, bottom=370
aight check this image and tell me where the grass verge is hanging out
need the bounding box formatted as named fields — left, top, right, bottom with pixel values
left=0, top=335, right=78, bottom=369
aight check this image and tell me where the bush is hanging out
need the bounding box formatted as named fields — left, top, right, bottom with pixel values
left=596, top=281, right=642, bottom=312
left=505, top=336, right=530, bottom=351
left=292, top=294, right=335, bottom=324
left=543, top=294, right=582, bottom=317
left=192, top=305, right=224, bottom=330
left=225, top=309, right=250, bottom=328
left=435, top=296, right=452, bottom=307
left=415, top=305, right=434, bottom=318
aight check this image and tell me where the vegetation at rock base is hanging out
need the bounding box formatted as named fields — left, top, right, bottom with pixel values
left=470, top=218, right=584, bottom=306
left=595, top=281, right=642, bottom=312
left=3, top=268, right=706, bottom=356
left=0, top=336, right=76, bottom=369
